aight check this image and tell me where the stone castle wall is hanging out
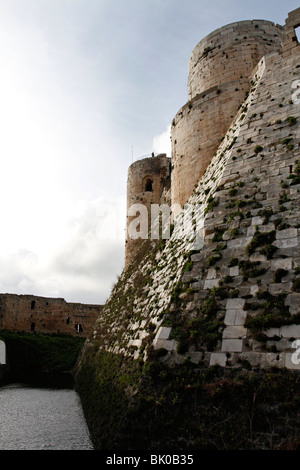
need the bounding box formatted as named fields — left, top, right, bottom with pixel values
left=0, top=293, right=103, bottom=337
left=125, top=153, right=171, bottom=268
left=187, top=20, right=283, bottom=99
left=171, top=20, right=283, bottom=208
left=95, top=7, right=300, bottom=372
left=76, top=8, right=300, bottom=450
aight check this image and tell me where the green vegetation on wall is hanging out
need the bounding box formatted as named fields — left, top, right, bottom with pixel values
left=76, top=346, right=300, bottom=450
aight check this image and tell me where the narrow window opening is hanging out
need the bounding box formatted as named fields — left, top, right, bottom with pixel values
left=75, top=323, right=83, bottom=333
left=294, top=25, right=300, bottom=43
left=30, top=322, right=35, bottom=332
left=66, top=316, right=70, bottom=325
left=31, top=300, right=36, bottom=310
left=145, top=179, right=153, bottom=192
left=289, top=165, right=293, bottom=174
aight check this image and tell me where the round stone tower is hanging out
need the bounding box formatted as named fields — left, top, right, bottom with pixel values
left=125, top=153, right=171, bottom=268
left=171, top=20, right=283, bottom=208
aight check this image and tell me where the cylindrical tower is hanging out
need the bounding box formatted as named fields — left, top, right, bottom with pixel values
left=125, top=154, right=171, bottom=269
left=171, top=20, right=283, bottom=208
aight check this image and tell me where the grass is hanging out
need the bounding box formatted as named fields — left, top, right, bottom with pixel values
left=0, top=330, right=85, bottom=375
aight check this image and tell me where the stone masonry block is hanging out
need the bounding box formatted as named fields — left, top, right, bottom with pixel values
left=224, top=310, right=246, bottom=326
left=270, top=258, right=292, bottom=270
left=204, top=279, right=219, bottom=289
left=285, top=293, right=300, bottom=315
left=276, top=228, right=298, bottom=239
left=153, top=327, right=171, bottom=347
left=224, top=310, right=236, bottom=326
left=221, top=339, right=243, bottom=353
left=226, top=298, right=245, bottom=309
left=285, top=353, right=300, bottom=370
left=223, top=326, right=247, bottom=339
left=210, top=353, right=227, bottom=367
left=206, top=268, right=217, bottom=280
left=280, top=324, right=300, bottom=339
left=274, top=238, right=298, bottom=249
left=229, top=265, right=239, bottom=277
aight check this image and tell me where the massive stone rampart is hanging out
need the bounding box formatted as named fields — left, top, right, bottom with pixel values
left=82, top=8, right=300, bottom=371
left=75, top=8, right=300, bottom=450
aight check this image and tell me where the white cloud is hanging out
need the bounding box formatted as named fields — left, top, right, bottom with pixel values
left=0, top=196, right=126, bottom=304
left=153, top=125, right=172, bottom=158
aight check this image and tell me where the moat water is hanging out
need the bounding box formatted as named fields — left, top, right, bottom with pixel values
left=0, top=383, right=93, bottom=450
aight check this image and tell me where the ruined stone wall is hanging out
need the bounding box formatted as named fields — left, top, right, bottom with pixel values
left=0, top=294, right=103, bottom=337
left=125, top=153, right=171, bottom=268
left=171, top=20, right=283, bottom=208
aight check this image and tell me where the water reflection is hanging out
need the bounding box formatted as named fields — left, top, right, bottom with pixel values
left=0, top=384, right=93, bottom=450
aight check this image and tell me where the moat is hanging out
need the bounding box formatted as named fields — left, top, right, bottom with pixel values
left=0, top=383, right=93, bottom=450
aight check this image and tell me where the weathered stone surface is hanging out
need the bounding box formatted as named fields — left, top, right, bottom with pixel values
left=280, top=325, right=300, bottom=339
left=94, top=7, right=300, bottom=373
left=226, top=299, right=245, bottom=310
left=0, top=294, right=102, bottom=337
left=285, top=353, right=300, bottom=370
left=224, top=310, right=247, bottom=326
left=210, top=353, right=227, bottom=367
left=221, top=339, right=243, bottom=353
left=223, top=326, right=247, bottom=339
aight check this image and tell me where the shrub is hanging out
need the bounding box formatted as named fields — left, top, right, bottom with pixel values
left=254, top=145, right=263, bottom=154
left=228, top=258, right=239, bottom=267
left=286, top=116, right=297, bottom=127
left=246, top=230, right=276, bottom=256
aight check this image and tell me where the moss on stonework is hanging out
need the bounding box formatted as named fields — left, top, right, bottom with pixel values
left=244, top=291, right=300, bottom=334
left=246, top=230, right=276, bottom=256
left=76, top=347, right=300, bottom=450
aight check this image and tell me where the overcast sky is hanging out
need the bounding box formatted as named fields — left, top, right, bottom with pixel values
left=0, top=0, right=298, bottom=305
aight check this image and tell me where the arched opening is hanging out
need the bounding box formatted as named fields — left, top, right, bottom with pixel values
left=145, top=178, right=153, bottom=192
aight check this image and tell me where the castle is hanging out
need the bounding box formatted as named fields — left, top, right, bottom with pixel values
left=125, top=15, right=285, bottom=267
left=75, top=7, right=300, bottom=449
left=85, top=6, right=300, bottom=371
